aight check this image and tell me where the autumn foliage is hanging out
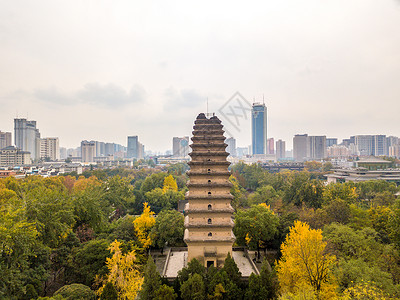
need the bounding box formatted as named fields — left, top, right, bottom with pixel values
left=276, top=220, right=337, bottom=298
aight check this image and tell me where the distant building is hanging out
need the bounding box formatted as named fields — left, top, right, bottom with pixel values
left=308, top=136, right=327, bottom=160
left=0, top=131, right=12, bottom=149
left=81, top=140, right=96, bottom=163
left=0, top=146, right=31, bottom=166
left=138, top=142, right=145, bottom=159
left=353, top=135, right=389, bottom=156
left=293, top=134, right=326, bottom=161
left=40, top=137, right=59, bottom=161
left=389, top=145, right=400, bottom=158
left=374, top=135, right=388, bottom=156
left=59, top=147, right=67, bottom=160
left=267, top=138, right=274, bottom=155
left=326, top=157, right=400, bottom=185
left=236, top=147, right=248, bottom=157
left=251, top=103, right=267, bottom=155
left=127, top=135, right=144, bottom=159
left=326, top=138, right=338, bottom=148
left=14, top=118, right=41, bottom=161
left=327, top=145, right=351, bottom=158
left=387, top=136, right=399, bottom=148
left=276, top=139, right=286, bottom=160
left=104, top=143, right=115, bottom=156
left=225, top=137, right=236, bottom=157
left=172, top=136, right=190, bottom=157
left=293, top=134, right=309, bottom=161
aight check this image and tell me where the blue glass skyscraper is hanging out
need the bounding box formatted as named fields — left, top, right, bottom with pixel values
left=251, top=103, right=267, bottom=155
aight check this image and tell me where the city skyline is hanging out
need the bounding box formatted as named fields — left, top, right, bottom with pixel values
left=1, top=1, right=400, bottom=151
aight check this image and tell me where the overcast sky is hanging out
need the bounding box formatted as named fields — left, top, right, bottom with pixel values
left=1, top=0, right=400, bottom=152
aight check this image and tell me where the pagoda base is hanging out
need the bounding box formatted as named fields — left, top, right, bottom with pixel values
left=186, top=241, right=234, bottom=268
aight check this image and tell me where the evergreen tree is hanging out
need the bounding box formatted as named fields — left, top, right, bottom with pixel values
left=208, top=270, right=242, bottom=300
left=139, top=255, right=161, bottom=300
left=245, top=273, right=264, bottom=300
left=222, top=252, right=242, bottom=287
left=180, top=273, right=205, bottom=300
left=259, top=258, right=278, bottom=299
left=100, top=282, right=118, bottom=300
left=177, top=258, right=206, bottom=284
left=154, top=284, right=177, bottom=300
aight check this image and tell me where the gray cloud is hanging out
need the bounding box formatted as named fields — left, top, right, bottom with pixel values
left=164, top=87, right=205, bottom=111
left=78, top=83, right=146, bottom=107
left=33, top=83, right=146, bottom=108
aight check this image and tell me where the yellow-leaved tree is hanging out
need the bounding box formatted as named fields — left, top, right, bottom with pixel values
left=276, top=220, right=337, bottom=298
left=133, top=202, right=155, bottom=249
left=97, top=240, right=143, bottom=299
left=162, top=174, right=178, bottom=193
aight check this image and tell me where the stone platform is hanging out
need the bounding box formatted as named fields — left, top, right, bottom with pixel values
left=155, top=247, right=260, bottom=280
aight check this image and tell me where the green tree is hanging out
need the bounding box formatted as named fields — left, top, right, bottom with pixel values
left=25, top=188, right=75, bottom=248
left=54, top=283, right=96, bottom=300
left=100, top=282, right=118, bottom=300
left=140, top=173, right=168, bottom=193
left=152, top=210, right=184, bottom=250
left=180, top=273, right=205, bottom=300
left=139, top=256, right=161, bottom=300
left=154, top=284, right=177, bottom=300
left=323, top=223, right=381, bottom=262
left=207, top=270, right=242, bottom=300
left=323, top=198, right=351, bottom=224
left=229, top=175, right=248, bottom=209
left=100, top=176, right=136, bottom=217
left=222, top=253, right=241, bottom=287
left=177, top=258, right=206, bottom=285
left=389, top=199, right=400, bottom=248
left=0, top=199, right=41, bottom=298
left=233, top=204, right=279, bottom=259
left=248, top=185, right=279, bottom=206
left=245, top=273, right=263, bottom=300
left=322, top=182, right=358, bottom=204
left=70, top=239, right=111, bottom=287
left=260, top=258, right=278, bottom=299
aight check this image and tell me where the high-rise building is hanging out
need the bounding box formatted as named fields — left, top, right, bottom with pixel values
left=276, top=139, right=286, bottom=160
left=267, top=138, right=274, bottom=155
left=40, top=137, right=60, bottom=161
left=105, top=143, right=115, bottom=156
left=374, top=135, right=388, bottom=156
left=138, top=142, right=145, bottom=159
left=387, top=136, right=399, bottom=148
left=225, top=137, right=236, bottom=157
left=293, top=134, right=309, bottom=161
left=14, top=118, right=41, bottom=161
left=127, top=136, right=139, bottom=158
left=185, top=113, right=234, bottom=267
left=81, top=140, right=96, bottom=162
left=389, top=145, right=400, bottom=158
left=251, top=103, right=267, bottom=155
left=172, top=137, right=190, bottom=157
left=354, top=135, right=389, bottom=156
left=59, top=147, right=67, bottom=160
left=308, top=136, right=327, bottom=160
left=326, top=138, right=338, bottom=148
left=0, top=131, right=12, bottom=149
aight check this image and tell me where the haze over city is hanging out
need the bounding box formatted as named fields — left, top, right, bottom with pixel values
left=1, top=0, right=400, bottom=151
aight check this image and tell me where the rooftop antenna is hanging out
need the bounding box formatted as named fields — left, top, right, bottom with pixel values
left=263, top=94, right=265, bottom=105
left=207, top=97, right=209, bottom=115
